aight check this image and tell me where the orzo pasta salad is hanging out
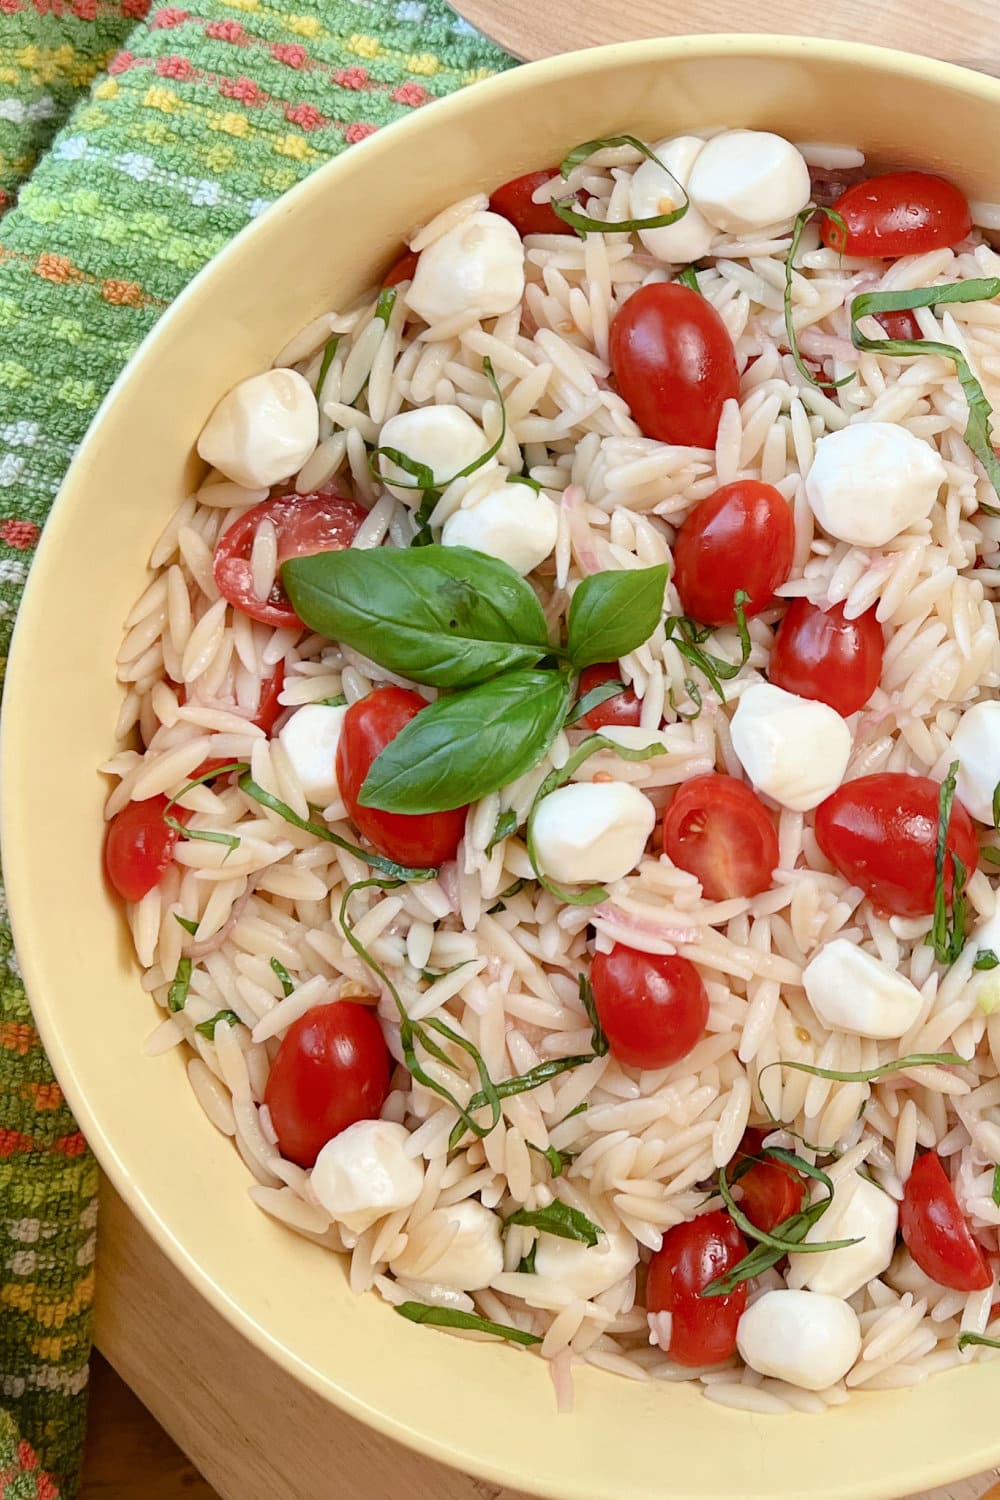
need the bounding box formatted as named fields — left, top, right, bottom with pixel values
left=105, top=127, right=1000, bottom=1411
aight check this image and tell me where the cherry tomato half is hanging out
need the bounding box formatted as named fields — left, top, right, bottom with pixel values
left=673, top=479, right=795, bottom=626
left=383, top=249, right=420, bottom=286
left=737, top=1154, right=806, bottom=1234
left=815, top=772, right=978, bottom=918
left=337, top=686, right=469, bottom=868
left=610, top=283, right=739, bottom=449
left=104, top=794, right=183, bottom=902
left=489, top=169, right=576, bottom=238
left=662, top=774, right=779, bottom=902
left=769, top=599, right=884, bottom=717
left=821, top=172, right=972, bottom=258
left=263, top=1001, right=391, bottom=1168
left=577, top=662, right=642, bottom=730
left=875, top=309, right=922, bottom=342
left=590, top=945, right=708, bottom=1070
left=646, top=1211, right=748, bottom=1366
left=900, top=1153, right=993, bottom=1292
left=213, top=491, right=367, bottom=629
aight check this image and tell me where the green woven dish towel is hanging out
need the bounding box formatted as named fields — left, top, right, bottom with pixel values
left=0, top=3, right=514, bottom=1493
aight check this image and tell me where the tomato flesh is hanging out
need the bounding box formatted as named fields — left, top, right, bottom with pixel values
left=662, top=774, right=779, bottom=901
left=610, top=283, right=739, bottom=449
left=821, top=172, right=972, bottom=258
left=900, top=1153, right=992, bottom=1292
left=738, top=1155, right=806, bottom=1234
left=590, top=945, right=708, bottom=1070
left=769, top=599, right=884, bottom=717
left=875, top=309, right=922, bottom=342
left=383, top=249, right=420, bottom=286
left=646, top=1211, right=748, bottom=1366
left=489, top=169, right=575, bottom=238
left=105, top=794, right=182, bottom=902
left=213, top=491, right=367, bottom=629
left=263, top=1000, right=391, bottom=1168
left=815, top=772, right=977, bottom=918
left=673, top=479, right=795, bottom=626
left=577, top=662, right=642, bottom=730
left=337, top=685, right=469, bottom=868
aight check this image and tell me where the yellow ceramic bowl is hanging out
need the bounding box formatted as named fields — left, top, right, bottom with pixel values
left=5, top=35, right=1000, bottom=1500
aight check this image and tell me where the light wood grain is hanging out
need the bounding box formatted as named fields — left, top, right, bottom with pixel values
left=81, top=1355, right=219, bottom=1499
left=453, top=0, right=1000, bottom=70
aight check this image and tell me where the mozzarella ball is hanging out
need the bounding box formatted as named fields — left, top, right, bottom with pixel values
left=377, top=405, right=486, bottom=504
left=803, top=939, right=924, bottom=1040
left=407, top=211, right=525, bottom=326
left=730, top=683, right=851, bottom=811
left=686, top=130, right=810, bottom=234
left=630, top=136, right=715, bottom=264
left=737, top=1290, right=861, bottom=1390
left=277, top=704, right=347, bottom=809
left=197, top=369, right=318, bottom=490
left=391, top=1200, right=503, bottom=1291
left=311, top=1120, right=423, bottom=1235
left=441, top=479, right=558, bottom=575
left=806, top=422, right=947, bottom=547
left=532, top=782, right=655, bottom=884
left=951, top=700, right=1000, bottom=825
left=533, top=1209, right=638, bottom=1301
left=787, top=1172, right=899, bottom=1299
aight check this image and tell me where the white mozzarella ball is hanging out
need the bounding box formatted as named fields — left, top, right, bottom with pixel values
left=533, top=1210, right=638, bottom=1301
left=729, top=683, right=851, bottom=811
left=737, top=1290, right=861, bottom=1391
left=197, top=369, right=318, bottom=490
left=441, top=479, right=558, bottom=575
left=630, top=136, right=715, bottom=263
left=806, top=422, right=947, bottom=547
left=392, top=1200, right=503, bottom=1291
left=802, top=938, right=924, bottom=1040
left=951, top=700, right=1000, bottom=825
left=407, top=211, right=525, bottom=325
left=311, top=1120, right=423, bottom=1235
left=376, top=405, right=485, bottom=503
left=531, top=782, right=655, bottom=884
left=686, top=130, right=810, bottom=234
left=787, top=1173, right=899, bottom=1299
left=277, top=703, right=347, bottom=808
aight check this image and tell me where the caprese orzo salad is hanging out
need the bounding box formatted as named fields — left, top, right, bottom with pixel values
left=104, top=126, right=1000, bottom=1410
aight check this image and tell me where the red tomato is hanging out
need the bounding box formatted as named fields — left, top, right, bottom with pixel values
left=213, top=491, right=367, bottom=629
left=673, top=479, right=795, bottom=626
left=815, top=772, right=978, bottom=918
left=610, top=283, right=739, bottom=449
left=337, top=686, right=469, bottom=868
left=738, top=1155, right=806, bottom=1234
left=383, top=249, right=419, bottom=286
left=489, top=169, right=576, bottom=238
left=263, top=1001, right=391, bottom=1168
left=900, top=1153, right=992, bottom=1292
left=662, top=774, right=779, bottom=901
left=769, top=599, right=884, bottom=717
left=190, top=757, right=236, bottom=782
left=821, top=172, right=971, bottom=258
left=875, top=309, right=923, bottom=341
left=577, top=662, right=642, bottom=730
left=104, top=794, right=183, bottom=902
left=252, top=659, right=286, bottom=735
left=590, top=945, right=708, bottom=1070
left=646, top=1211, right=748, bottom=1366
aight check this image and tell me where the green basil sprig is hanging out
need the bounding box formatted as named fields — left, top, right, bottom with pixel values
left=566, top=564, right=668, bottom=668
left=504, top=1200, right=601, bottom=1246
left=552, top=134, right=689, bottom=238
left=395, top=1301, right=541, bottom=1347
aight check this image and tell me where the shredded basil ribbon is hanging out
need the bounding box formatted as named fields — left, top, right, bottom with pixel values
left=758, top=1052, right=968, bottom=1089
left=167, top=957, right=192, bottom=1014
left=526, top=1141, right=575, bottom=1178
left=974, top=949, right=999, bottom=972
left=194, top=1009, right=241, bottom=1039
left=517, top=1244, right=538, bottom=1274
left=565, top=677, right=627, bottom=726
left=449, top=1053, right=597, bottom=1152
left=993, top=776, right=1000, bottom=831
left=174, top=913, right=199, bottom=936
left=394, top=1301, right=541, bottom=1346
left=552, top=134, right=690, bottom=238
left=993, top=1165, right=1000, bottom=1208
left=578, top=973, right=609, bottom=1057
left=315, top=334, right=339, bottom=398
left=270, top=957, right=295, bottom=996
left=958, top=1332, right=1000, bottom=1353
left=664, top=590, right=751, bottom=703
left=162, top=759, right=248, bottom=853
left=369, top=356, right=507, bottom=504
left=677, top=266, right=701, bottom=294
left=929, top=761, right=967, bottom=965
left=486, top=808, right=517, bottom=854
left=504, top=1200, right=601, bottom=1246
left=784, top=207, right=854, bottom=391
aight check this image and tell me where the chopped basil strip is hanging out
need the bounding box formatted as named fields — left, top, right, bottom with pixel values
left=994, top=777, right=1000, bottom=831
left=315, top=335, right=339, bottom=397
left=929, top=761, right=967, bottom=965
left=504, top=1200, right=601, bottom=1247
left=195, top=1009, right=241, bottom=1039
left=664, top=590, right=751, bottom=703
left=850, top=278, right=1000, bottom=511
left=486, top=809, right=518, bottom=854
left=669, top=677, right=704, bottom=722
left=418, top=960, right=473, bottom=983
left=270, top=957, right=295, bottom=996
left=374, top=286, right=397, bottom=327
left=974, top=950, right=1000, bottom=972
left=993, top=1165, right=1000, bottom=1208
left=161, top=759, right=249, bottom=854
left=552, top=134, right=689, bottom=238
left=758, top=1052, right=968, bottom=1088
left=565, top=676, right=626, bottom=726
left=174, top=914, right=199, bottom=936
left=565, top=564, right=669, bottom=669
left=784, top=207, right=854, bottom=390
left=449, top=1053, right=596, bottom=1151
left=527, top=1141, right=576, bottom=1178
left=958, top=1332, right=1000, bottom=1352
left=983, top=848, right=1000, bottom=868
left=517, top=1244, right=538, bottom=1274
left=677, top=266, right=701, bottom=293
left=509, top=472, right=542, bottom=494
left=578, top=973, right=609, bottom=1057
left=167, top=957, right=192, bottom=1014
left=316, top=693, right=348, bottom=707
left=394, top=1301, right=541, bottom=1346
left=368, top=356, right=509, bottom=495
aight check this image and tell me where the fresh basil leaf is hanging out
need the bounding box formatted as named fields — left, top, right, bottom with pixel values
left=504, top=1200, right=601, bottom=1247
left=283, top=544, right=550, bottom=689
left=449, top=1053, right=595, bottom=1150
left=565, top=676, right=626, bottom=726
left=270, top=957, right=295, bottom=996
left=527, top=1141, right=576, bottom=1178
left=578, top=973, right=609, bottom=1057
left=958, top=1332, right=1000, bottom=1352
left=374, top=286, right=397, bottom=327
left=395, top=1301, right=541, bottom=1346
left=975, top=950, right=1000, bottom=972
left=784, top=207, right=855, bottom=390
left=167, top=957, right=192, bottom=1014
left=360, top=669, right=572, bottom=815
left=486, top=808, right=518, bottom=854
left=315, top=335, right=339, bottom=397
left=517, top=1244, right=538, bottom=1274
left=993, top=1165, right=1000, bottom=1208
left=930, top=761, right=966, bottom=965
left=566, top=565, right=668, bottom=669
left=195, top=1009, right=241, bottom=1039
left=759, top=1052, right=968, bottom=1087
left=983, top=848, right=1000, bottom=867
left=993, top=777, right=1000, bottom=831
left=174, top=914, right=199, bottom=936
left=677, top=265, right=701, bottom=293
left=553, top=134, right=689, bottom=237
left=664, top=590, right=751, bottom=703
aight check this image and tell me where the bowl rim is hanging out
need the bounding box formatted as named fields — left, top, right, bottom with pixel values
left=7, top=31, right=1000, bottom=1500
